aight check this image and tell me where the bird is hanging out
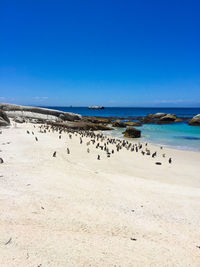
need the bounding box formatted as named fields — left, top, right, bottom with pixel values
left=35, top=137, right=38, bottom=141
left=27, top=130, right=30, bottom=134
left=53, top=151, right=56, bottom=157
left=97, top=155, right=100, bottom=160
left=169, top=158, right=172, bottom=164
left=155, top=162, right=162, bottom=165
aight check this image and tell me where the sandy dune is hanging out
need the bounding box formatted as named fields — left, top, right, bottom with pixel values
left=0, top=122, right=200, bottom=266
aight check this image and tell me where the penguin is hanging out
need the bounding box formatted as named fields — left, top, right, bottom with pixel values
left=53, top=151, right=56, bottom=157
left=169, top=158, right=172, bottom=164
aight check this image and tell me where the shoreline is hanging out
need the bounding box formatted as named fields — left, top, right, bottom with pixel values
left=103, top=129, right=200, bottom=153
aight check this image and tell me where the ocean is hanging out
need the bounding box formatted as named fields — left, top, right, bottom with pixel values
left=45, top=107, right=200, bottom=152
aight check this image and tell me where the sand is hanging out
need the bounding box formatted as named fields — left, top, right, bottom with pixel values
left=0, top=121, right=200, bottom=266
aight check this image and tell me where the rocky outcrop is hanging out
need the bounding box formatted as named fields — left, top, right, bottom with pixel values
left=48, top=121, right=113, bottom=131
left=13, top=117, right=26, bottom=123
left=0, top=118, right=9, bottom=127
left=0, top=110, right=10, bottom=127
left=189, top=114, right=200, bottom=126
left=159, top=114, right=177, bottom=122
left=83, top=117, right=111, bottom=124
left=123, top=127, right=141, bottom=138
left=112, top=120, right=126, bottom=127
left=142, top=113, right=177, bottom=124
left=0, top=103, right=82, bottom=122
left=124, top=121, right=142, bottom=127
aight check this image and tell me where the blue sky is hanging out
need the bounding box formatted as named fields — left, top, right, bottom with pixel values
left=1, top=0, right=200, bottom=107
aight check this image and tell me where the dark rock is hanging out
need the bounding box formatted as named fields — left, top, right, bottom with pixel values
left=48, top=121, right=113, bottom=131
left=0, top=110, right=10, bottom=124
left=83, top=117, right=111, bottom=124
left=123, top=127, right=141, bottom=138
left=189, top=114, right=200, bottom=126
left=112, top=120, right=126, bottom=127
left=0, top=119, right=10, bottom=127
left=142, top=113, right=179, bottom=124
left=124, top=121, right=142, bottom=127
left=159, top=114, right=177, bottom=122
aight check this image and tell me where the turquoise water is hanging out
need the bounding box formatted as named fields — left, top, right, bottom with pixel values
left=108, top=123, right=200, bottom=152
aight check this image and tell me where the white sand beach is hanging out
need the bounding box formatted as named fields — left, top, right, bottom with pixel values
left=0, top=121, right=200, bottom=266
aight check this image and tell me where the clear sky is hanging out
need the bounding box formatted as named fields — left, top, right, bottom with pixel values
left=1, top=0, right=200, bottom=107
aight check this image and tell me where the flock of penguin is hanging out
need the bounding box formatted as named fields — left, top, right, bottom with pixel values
left=26, top=123, right=172, bottom=165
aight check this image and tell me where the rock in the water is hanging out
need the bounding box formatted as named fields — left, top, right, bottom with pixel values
left=83, top=116, right=111, bottom=124
left=123, top=127, right=141, bottom=138
left=159, top=114, right=177, bottom=122
left=189, top=114, right=200, bottom=126
left=124, top=121, right=142, bottom=127
left=14, top=117, right=25, bottom=123
left=112, top=120, right=126, bottom=128
left=143, top=113, right=178, bottom=124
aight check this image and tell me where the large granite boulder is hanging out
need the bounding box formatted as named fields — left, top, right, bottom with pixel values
left=0, top=110, right=10, bottom=123
left=0, top=118, right=10, bottom=127
left=0, top=103, right=82, bottom=122
left=159, top=114, right=177, bottom=122
left=0, top=110, right=10, bottom=127
left=123, top=127, right=141, bottom=138
left=112, top=120, right=126, bottom=127
left=124, top=121, right=142, bottom=127
left=189, top=114, right=200, bottom=126
left=143, top=113, right=178, bottom=124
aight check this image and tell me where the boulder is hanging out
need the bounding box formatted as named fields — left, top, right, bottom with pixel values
left=0, top=118, right=9, bottom=127
left=146, top=113, right=167, bottom=119
left=124, top=121, right=142, bottom=127
left=0, top=110, right=10, bottom=124
left=143, top=113, right=179, bottom=124
left=112, top=120, right=126, bottom=127
left=14, top=117, right=25, bottom=123
left=153, top=113, right=167, bottom=118
left=189, top=114, right=200, bottom=126
left=123, top=127, right=141, bottom=138
left=84, top=117, right=111, bottom=124
left=0, top=103, right=82, bottom=122
left=159, top=114, right=177, bottom=122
